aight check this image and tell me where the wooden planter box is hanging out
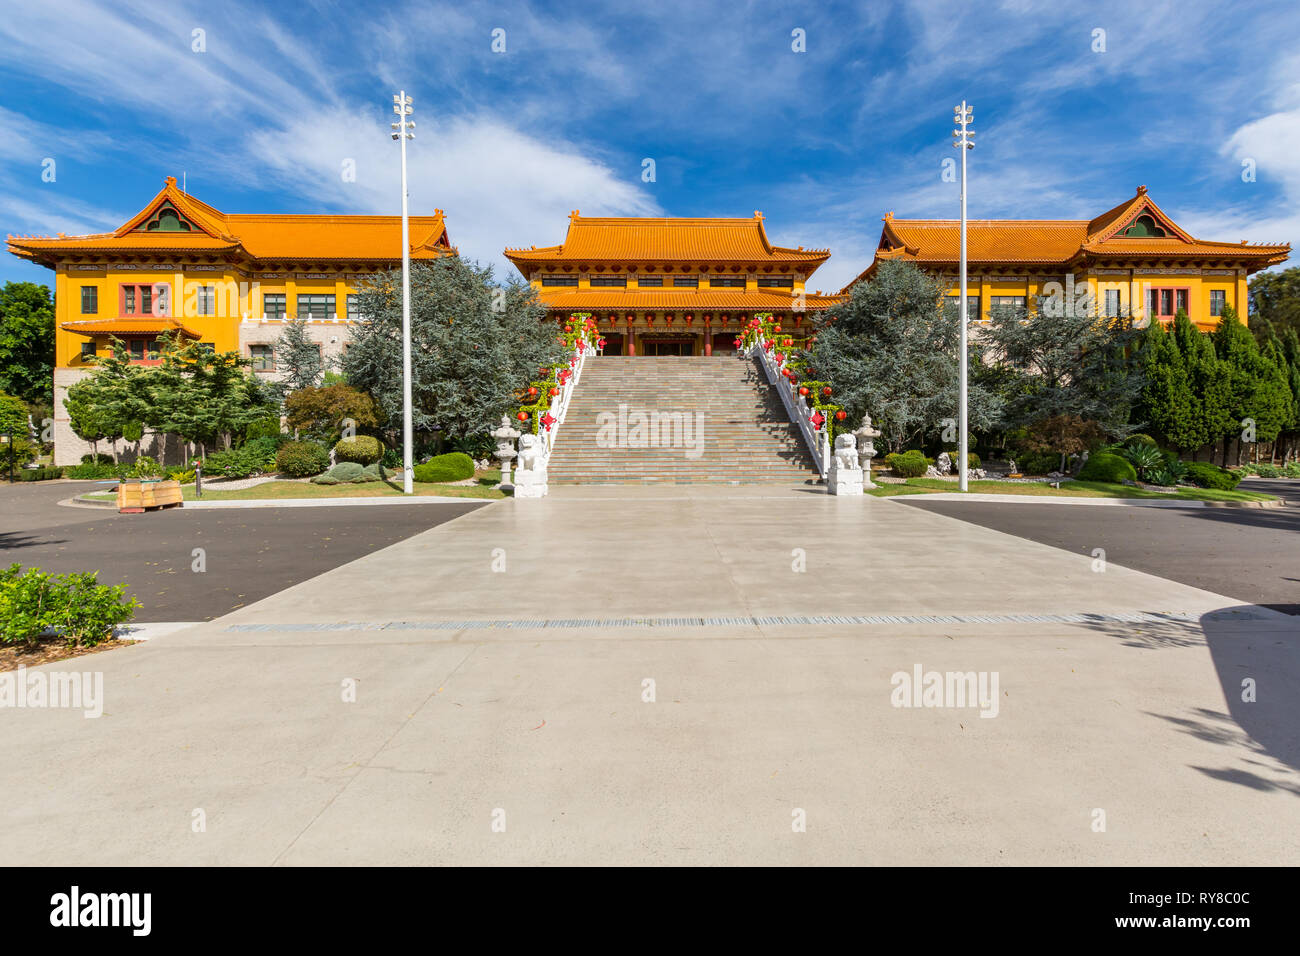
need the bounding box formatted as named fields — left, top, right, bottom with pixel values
left=117, top=479, right=183, bottom=514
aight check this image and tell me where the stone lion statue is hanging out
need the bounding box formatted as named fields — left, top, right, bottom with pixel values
left=833, top=433, right=859, bottom=471
left=517, top=433, right=543, bottom=472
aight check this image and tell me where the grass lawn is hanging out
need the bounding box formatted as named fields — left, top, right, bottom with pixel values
left=80, top=470, right=507, bottom=502
left=867, top=477, right=1275, bottom=503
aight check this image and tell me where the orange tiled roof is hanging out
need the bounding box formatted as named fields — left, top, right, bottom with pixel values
left=506, top=211, right=830, bottom=269
left=845, top=186, right=1290, bottom=291
left=531, top=288, right=843, bottom=311
left=62, top=318, right=201, bottom=338
left=7, top=177, right=452, bottom=266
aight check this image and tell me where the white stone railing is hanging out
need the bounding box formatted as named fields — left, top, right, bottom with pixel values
left=511, top=336, right=595, bottom=498
left=747, top=340, right=830, bottom=479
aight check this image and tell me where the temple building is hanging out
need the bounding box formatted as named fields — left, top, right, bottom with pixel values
left=505, top=211, right=842, bottom=355
left=845, top=186, right=1290, bottom=328
left=7, top=177, right=452, bottom=464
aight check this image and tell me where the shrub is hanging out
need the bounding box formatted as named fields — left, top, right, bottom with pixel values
left=1015, top=451, right=1059, bottom=475
left=1184, top=462, right=1241, bottom=491
left=0, top=436, right=37, bottom=470
left=276, top=440, right=330, bottom=478
left=15, top=466, right=64, bottom=482
left=311, top=461, right=365, bottom=484
left=1125, top=433, right=1158, bottom=448
left=884, top=450, right=928, bottom=478
left=166, top=467, right=196, bottom=484
left=1284, top=462, right=1300, bottom=478
left=452, top=433, right=495, bottom=460
left=65, top=463, right=117, bottom=480
left=413, top=452, right=475, bottom=483
left=129, top=456, right=164, bottom=479
left=334, top=435, right=384, bottom=465
left=0, top=563, right=139, bottom=648
left=81, top=453, right=114, bottom=465
left=243, top=416, right=283, bottom=442
left=205, top=436, right=282, bottom=479
left=1077, top=452, right=1138, bottom=483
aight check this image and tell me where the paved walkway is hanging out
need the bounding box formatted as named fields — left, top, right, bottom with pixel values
left=1, top=487, right=1296, bottom=865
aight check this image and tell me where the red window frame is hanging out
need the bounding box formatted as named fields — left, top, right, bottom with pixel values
left=119, top=282, right=171, bottom=317
left=1146, top=286, right=1191, bottom=320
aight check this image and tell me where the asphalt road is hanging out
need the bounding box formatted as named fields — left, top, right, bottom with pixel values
left=898, top=478, right=1300, bottom=614
left=0, top=481, right=488, bottom=621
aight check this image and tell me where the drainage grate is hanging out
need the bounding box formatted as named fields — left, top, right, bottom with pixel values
left=222, top=608, right=1261, bottom=634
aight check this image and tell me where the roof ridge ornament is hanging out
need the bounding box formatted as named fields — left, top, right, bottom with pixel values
left=1137, top=184, right=1148, bottom=195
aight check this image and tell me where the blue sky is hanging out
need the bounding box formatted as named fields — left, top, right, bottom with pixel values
left=2, top=0, right=1298, bottom=294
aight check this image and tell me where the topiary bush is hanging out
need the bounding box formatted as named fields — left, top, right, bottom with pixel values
left=276, top=440, right=330, bottom=478
left=413, top=452, right=475, bottom=483
left=1077, top=452, right=1138, bottom=483
left=883, top=450, right=928, bottom=478
left=81, top=453, right=114, bottom=465
left=1184, top=462, right=1241, bottom=491
left=333, top=435, right=383, bottom=465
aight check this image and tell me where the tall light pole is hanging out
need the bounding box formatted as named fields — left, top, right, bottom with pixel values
left=953, top=101, right=974, bottom=492
left=392, top=91, right=415, bottom=494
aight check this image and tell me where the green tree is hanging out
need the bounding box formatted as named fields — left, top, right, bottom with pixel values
left=271, top=316, right=324, bottom=401
left=343, top=257, right=566, bottom=441
left=0, top=281, right=55, bottom=406
left=1249, top=266, right=1300, bottom=338
left=1136, top=320, right=1198, bottom=453
left=1212, top=306, right=1293, bottom=464
left=982, top=296, right=1143, bottom=441
left=807, top=260, right=998, bottom=453
left=284, top=383, right=383, bottom=443
left=151, top=336, right=275, bottom=460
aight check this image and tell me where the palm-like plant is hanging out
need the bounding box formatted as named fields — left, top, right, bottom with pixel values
left=1121, top=442, right=1164, bottom=481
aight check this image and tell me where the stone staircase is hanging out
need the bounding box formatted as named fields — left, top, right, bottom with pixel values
left=547, top=355, right=820, bottom=485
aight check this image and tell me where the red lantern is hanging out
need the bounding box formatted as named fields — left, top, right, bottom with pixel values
left=527, top=386, right=538, bottom=398
left=626, top=314, right=634, bottom=325
left=798, top=386, right=809, bottom=397
left=517, top=411, right=530, bottom=422
left=685, top=314, right=694, bottom=325
left=821, top=386, right=832, bottom=397
left=775, top=351, right=785, bottom=362
left=773, top=325, right=782, bottom=334
left=835, top=410, right=847, bottom=422
left=548, top=387, right=559, bottom=398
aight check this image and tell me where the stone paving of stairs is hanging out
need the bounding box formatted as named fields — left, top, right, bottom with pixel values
left=548, top=355, right=819, bottom=485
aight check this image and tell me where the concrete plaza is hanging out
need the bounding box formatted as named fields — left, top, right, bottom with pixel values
left=1, top=486, right=1296, bottom=865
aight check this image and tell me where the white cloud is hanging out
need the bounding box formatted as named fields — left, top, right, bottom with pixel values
left=240, top=107, right=660, bottom=280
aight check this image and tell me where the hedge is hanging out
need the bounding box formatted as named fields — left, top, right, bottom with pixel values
left=14, top=466, right=64, bottom=482
left=275, top=440, right=330, bottom=478
left=413, top=452, right=475, bottom=483
left=1183, top=462, right=1242, bottom=491
left=1077, top=452, right=1137, bottom=483
left=334, top=435, right=384, bottom=465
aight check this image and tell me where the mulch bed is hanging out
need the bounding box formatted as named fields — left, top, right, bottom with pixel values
left=0, top=638, right=138, bottom=673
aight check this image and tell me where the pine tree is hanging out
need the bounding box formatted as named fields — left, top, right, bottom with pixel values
left=1137, top=321, right=1197, bottom=452
left=271, top=317, right=324, bottom=401
left=1169, top=312, right=1232, bottom=462
left=343, top=257, right=566, bottom=441
left=1212, top=306, right=1292, bottom=464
